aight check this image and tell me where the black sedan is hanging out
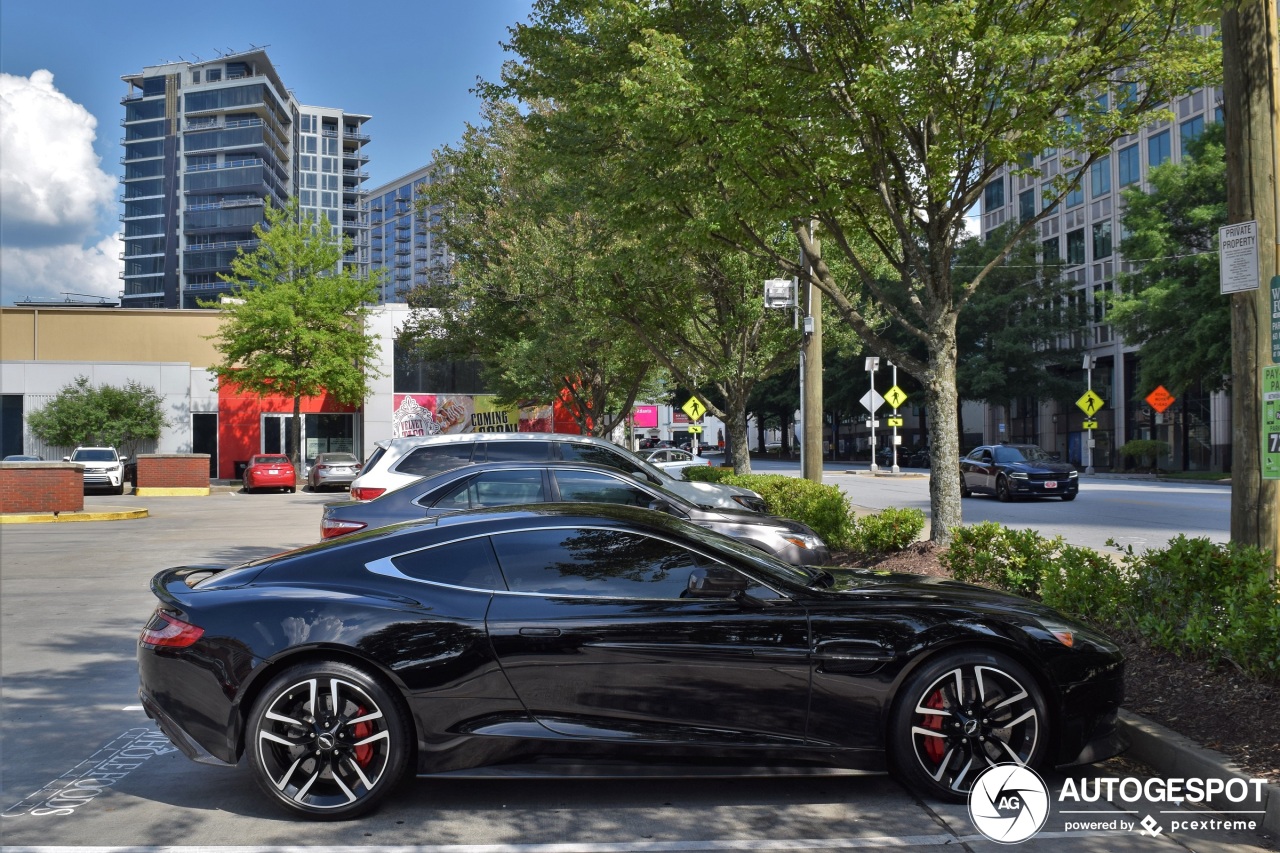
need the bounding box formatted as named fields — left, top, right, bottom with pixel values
left=138, top=503, right=1125, bottom=820
left=960, top=444, right=1079, bottom=502
left=320, top=460, right=829, bottom=566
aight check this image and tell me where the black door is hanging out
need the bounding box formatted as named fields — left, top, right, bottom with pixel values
left=192, top=413, right=217, bottom=478
left=484, top=525, right=811, bottom=747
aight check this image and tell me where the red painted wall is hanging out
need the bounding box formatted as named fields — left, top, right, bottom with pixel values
left=217, top=383, right=356, bottom=479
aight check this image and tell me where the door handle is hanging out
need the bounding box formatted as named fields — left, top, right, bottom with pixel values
left=518, top=627, right=562, bottom=637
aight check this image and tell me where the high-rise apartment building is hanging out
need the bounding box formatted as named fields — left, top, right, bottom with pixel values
left=364, top=165, right=452, bottom=303
left=979, top=86, right=1226, bottom=471
left=119, top=49, right=370, bottom=309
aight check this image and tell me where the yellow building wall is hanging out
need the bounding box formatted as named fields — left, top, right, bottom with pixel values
left=0, top=307, right=224, bottom=366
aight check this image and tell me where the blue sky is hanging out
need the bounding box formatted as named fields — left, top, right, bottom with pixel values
left=0, top=0, right=534, bottom=305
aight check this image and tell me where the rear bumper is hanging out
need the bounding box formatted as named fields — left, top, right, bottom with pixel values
left=139, top=688, right=235, bottom=767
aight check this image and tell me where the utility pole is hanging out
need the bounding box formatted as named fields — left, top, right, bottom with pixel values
left=1222, top=0, right=1279, bottom=573
left=802, top=229, right=824, bottom=483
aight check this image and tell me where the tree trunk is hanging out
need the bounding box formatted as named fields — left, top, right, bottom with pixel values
left=290, top=395, right=303, bottom=477
left=724, top=389, right=753, bottom=474
left=925, top=315, right=963, bottom=544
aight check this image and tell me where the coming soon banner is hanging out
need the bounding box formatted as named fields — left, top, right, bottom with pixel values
left=392, top=394, right=555, bottom=437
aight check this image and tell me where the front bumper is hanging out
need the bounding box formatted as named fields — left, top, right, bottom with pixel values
left=1010, top=477, right=1078, bottom=497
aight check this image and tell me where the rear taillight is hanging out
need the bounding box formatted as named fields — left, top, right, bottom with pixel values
left=350, top=486, right=384, bottom=501
left=140, top=612, right=204, bottom=648
left=321, top=518, right=367, bottom=539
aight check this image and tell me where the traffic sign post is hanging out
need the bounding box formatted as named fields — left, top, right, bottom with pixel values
left=885, top=374, right=907, bottom=473
left=862, top=359, right=881, bottom=473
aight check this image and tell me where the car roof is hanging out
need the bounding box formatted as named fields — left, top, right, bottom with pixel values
left=377, top=432, right=612, bottom=450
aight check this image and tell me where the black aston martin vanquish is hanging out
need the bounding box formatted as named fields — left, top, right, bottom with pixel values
left=138, top=503, right=1125, bottom=819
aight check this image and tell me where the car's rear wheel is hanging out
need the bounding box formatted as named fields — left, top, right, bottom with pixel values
left=246, top=661, right=411, bottom=819
left=890, top=650, right=1048, bottom=802
left=959, top=476, right=971, bottom=498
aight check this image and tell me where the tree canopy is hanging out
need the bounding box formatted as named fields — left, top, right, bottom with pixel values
left=205, top=199, right=383, bottom=466
left=498, top=0, right=1221, bottom=541
left=27, top=375, right=169, bottom=455
left=1107, top=121, right=1229, bottom=398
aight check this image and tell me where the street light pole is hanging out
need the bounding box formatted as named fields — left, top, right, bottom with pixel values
left=891, top=360, right=900, bottom=474
left=1083, top=353, right=1096, bottom=475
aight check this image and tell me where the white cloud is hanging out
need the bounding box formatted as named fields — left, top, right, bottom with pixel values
left=0, top=70, right=121, bottom=304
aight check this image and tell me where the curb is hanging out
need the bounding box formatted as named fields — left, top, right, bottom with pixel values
left=0, top=507, right=149, bottom=524
left=133, top=487, right=210, bottom=497
left=1119, top=709, right=1280, bottom=835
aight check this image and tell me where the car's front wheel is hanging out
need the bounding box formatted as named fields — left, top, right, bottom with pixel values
left=996, top=476, right=1014, bottom=502
left=889, top=649, right=1048, bottom=802
left=1061, top=492, right=1077, bottom=502
left=246, top=661, right=411, bottom=819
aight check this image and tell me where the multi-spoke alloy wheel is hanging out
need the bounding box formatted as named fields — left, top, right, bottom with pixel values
left=891, top=651, right=1048, bottom=802
left=247, top=662, right=410, bottom=819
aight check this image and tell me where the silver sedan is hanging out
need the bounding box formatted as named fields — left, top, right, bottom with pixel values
left=306, top=452, right=362, bottom=492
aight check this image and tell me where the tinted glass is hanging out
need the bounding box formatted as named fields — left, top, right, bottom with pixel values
left=390, top=537, right=503, bottom=590
left=255, top=456, right=290, bottom=465
left=479, top=441, right=553, bottom=462
left=558, top=442, right=645, bottom=476
left=491, top=528, right=700, bottom=598
left=432, top=470, right=546, bottom=510
left=71, top=449, right=116, bottom=462
left=318, top=453, right=359, bottom=464
left=362, top=446, right=387, bottom=472
left=395, top=444, right=475, bottom=477
left=553, top=470, right=653, bottom=507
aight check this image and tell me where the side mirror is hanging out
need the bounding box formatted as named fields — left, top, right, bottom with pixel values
left=119, top=456, right=129, bottom=462
left=686, top=566, right=749, bottom=599
left=62, top=456, right=71, bottom=462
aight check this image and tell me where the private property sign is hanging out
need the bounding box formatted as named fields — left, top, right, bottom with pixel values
left=1219, top=221, right=1259, bottom=294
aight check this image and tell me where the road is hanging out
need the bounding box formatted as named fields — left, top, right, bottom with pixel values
left=0, top=488, right=1266, bottom=852
left=749, top=458, right=1231, bottom=554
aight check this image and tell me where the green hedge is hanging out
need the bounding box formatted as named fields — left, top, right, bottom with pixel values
left=942, top=523, right=1280, bottom=682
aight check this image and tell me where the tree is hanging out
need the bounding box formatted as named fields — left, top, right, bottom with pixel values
left=27, top=376, right=169, bottom=455
left=205, top=199, right=383, bottom=470
left=500, top=0, right=1219, bottom=541
left=1107, top=122, right=1229, bottom=398
left=955, top=226, right=1087, bottom=422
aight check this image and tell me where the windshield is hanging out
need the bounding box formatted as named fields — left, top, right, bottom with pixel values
left=319, top=453, right=359, bottom=464
left=994, top=445, right=1053, bottom=464
left=255, top=455, right=291, bottom=465
left=71, top=449, right=116, bottom=462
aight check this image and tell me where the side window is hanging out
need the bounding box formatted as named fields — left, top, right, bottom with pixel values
left=979, top=450, right=993, bottom=463
left=490, top=528, right=701, bottom=598
left=430, top=470, right=547, bottom=510
left=479, top=441, right=553, bottom=462
left=394, top=443, right=475, bottom=477
left=388, top=536, right=503, bottom=590
left=553, top=470, right=653, bottom=507
left=558, top=442, right=646, bottom=476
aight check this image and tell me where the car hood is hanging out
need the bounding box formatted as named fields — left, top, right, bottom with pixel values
left=819, top=567, right=1051, bottom=609
left=662, top=478, right=760, bottom=510
left=692, top=506, right=815, bottom=535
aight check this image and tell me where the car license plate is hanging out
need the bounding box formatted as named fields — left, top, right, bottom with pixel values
left=268, top=469, right=279, bottom=475
left=1044, top=481, right=1057, bottom=489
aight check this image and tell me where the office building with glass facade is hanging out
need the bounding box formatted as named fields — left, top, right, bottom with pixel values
left=364, top=165, right=451, bottom=303
left=979, top=86, right=1226, bottom=471
left=119, top=49, right=370, bottom=309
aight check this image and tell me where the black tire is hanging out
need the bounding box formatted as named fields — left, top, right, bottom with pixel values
left=113, top=483, right=125, bottom=496
left=959, top=476, right=971, bottom=498
left=245, top=661, right=411, bottom=819
left=288, top=486, right=296, bottom=494
left=1061, top=492, right=1076, bottom=502
left=890, top=649, right=1049, bottom=802
left=996, top=476, right=1013, bottom=502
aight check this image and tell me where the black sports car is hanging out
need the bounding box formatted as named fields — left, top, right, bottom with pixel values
left=320, top=460, right=829, bottom=566
left=960, top=444, right=1080, bottom=502
left=138, top=503, right=1125, bottom=820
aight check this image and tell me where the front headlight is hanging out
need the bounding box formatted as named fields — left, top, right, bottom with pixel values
left=733, top=494, right=767, bottom=512
left=781, top=533, right=822, bottom=550
left=1009, top=472, right=1029, bottom=480
left=1068, top=470, right=1079, bottom=478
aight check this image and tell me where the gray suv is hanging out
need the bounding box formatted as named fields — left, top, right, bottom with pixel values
left=349, top=432, right=765, bottom=512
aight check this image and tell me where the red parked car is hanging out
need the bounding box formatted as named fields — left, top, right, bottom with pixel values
left=243, top=454, right=297, bottom=493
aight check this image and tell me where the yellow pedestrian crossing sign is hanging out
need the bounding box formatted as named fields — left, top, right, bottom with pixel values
left=681, top=396, right=707, bottom=422
left=884, top=386, right=908, bottom=409
left=886, top=417, right=904, bottom=427
left=1082, top=420, right=1099, bottom=430
left=687, top=425, right=703, bottom=434
left=1076, top=390, right=1104, bottom=417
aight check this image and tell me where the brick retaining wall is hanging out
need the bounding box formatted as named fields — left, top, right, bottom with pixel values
left=0, top=463, right=85, bottom=513
left=136, top=454, right=211, bottom=489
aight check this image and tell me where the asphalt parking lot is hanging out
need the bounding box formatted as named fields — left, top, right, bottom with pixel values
left=0, top=489, right=1273, bottom=851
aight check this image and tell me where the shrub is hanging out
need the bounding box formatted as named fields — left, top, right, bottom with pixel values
left=940, top=522, right=1059, bottom=598
left=682, top=466, right=731, bottom=483
left=851, top=507, right=925, bottom=555
left=708, top=473, right=856, bottom=550
left=1118, top=439, right=1170, bottom=470
left=1114, top=536, right=1279, bottom=680
left=1038, top=544, right=1132, bottom=629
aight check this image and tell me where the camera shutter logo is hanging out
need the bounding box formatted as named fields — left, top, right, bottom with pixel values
left=968, top=764, right=1050, bottom=844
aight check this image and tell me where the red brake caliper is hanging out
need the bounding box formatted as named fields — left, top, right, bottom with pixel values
left=352, top=706, right=373, bottom=767
left=922, top=690, right=946, bottom=764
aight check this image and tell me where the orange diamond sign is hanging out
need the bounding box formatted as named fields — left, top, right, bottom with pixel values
left=1146, top=386, right=1176, bottom=414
